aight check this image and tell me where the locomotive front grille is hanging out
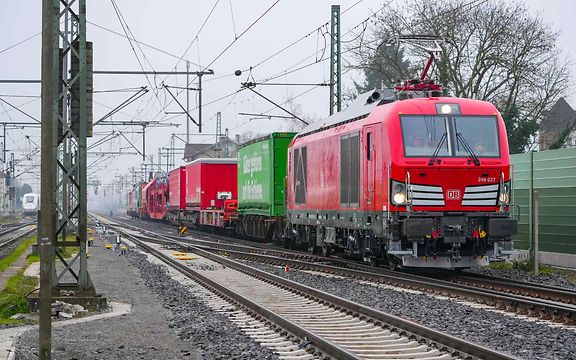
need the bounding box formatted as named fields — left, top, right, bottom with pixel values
left=462, top=184, right=498, bottom=206
left=410, top=184, right=444, bottom=206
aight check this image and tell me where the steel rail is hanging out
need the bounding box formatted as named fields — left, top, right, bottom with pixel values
left=96, top=215, right=518, bottom=360
left=116, top=229, right=362, bottom=359
left=0, top=223, right=37, bottom=251
left=428, top=271, right=576, bottom=305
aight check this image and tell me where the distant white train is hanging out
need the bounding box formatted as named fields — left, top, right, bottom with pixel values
left=22, top=193, right=40, bottom=216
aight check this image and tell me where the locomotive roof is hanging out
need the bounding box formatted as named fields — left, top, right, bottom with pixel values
left=297, top=88, right=395, bottom=138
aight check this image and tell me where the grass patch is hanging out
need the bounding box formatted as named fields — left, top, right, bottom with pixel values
left=491, top=259, right=576, bottom=281
left=488, top=261, right=514, bottom=270
left=0, top=236, right=36, bottom=273
left=26, top=253, right=39, bottom=263
left=56, top=234, right=80, bottom=259
left=0, top=272, right=38, bottom=326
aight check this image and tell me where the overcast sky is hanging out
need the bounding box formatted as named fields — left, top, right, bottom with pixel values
left=0, top=0, right=574, bottom=198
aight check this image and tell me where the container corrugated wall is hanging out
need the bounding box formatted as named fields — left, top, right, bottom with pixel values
left=511, top=148, right=576, bottom=254
left=237, top=132, right=295, bottom=217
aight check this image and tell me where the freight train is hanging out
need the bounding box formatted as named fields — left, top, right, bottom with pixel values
left=127, top=85, right=517, bottom=269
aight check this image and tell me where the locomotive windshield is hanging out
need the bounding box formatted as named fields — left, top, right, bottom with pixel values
left=401, top=116, right=449, bottom=157
left=25, top=195, right=35, bottom=203
left=453, top=116, right=499, bottom=157
left=401, top=115, right=499, bottom=158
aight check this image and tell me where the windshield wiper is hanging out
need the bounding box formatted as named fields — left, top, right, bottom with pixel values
left=428, top=132, right=447, bottom=166
left=456, top=133, right=480, bottom=166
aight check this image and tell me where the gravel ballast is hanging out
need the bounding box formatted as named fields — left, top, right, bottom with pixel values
left=245, top=261, right=576, bottom=360
left=14, top=230, right=278, bottom=359
left=127, top=251, right=279, bottom=360
left=466, top=266, right=576, bottom=290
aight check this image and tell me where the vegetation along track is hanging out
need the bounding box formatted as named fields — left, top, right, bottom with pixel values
left=94, top=214, right=517, bottom=360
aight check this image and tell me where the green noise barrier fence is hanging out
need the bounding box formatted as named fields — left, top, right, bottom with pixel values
left=511, top=148, right=576, bottom=255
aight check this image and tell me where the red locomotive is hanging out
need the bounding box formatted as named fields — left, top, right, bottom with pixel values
left=286, top=86, right=517, bottom=268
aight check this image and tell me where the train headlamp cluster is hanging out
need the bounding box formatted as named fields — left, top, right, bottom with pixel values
left=391, top=180, right=408, bottom=205
left=499, top=181, right=511, bottom=205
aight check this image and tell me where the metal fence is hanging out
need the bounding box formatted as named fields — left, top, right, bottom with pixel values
left=511, top=148, right=576, bottom=255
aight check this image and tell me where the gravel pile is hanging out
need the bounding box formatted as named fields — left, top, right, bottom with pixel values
left=245, top=261, right=576, bottom=360
left=127, top=251, right=279, bottom=360
left=466, top=266, right=576, bottom=290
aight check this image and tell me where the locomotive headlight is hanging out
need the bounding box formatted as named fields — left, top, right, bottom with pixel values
left=499, top=181, right=511, bottom=205
left=394, top=192, right=407, bottom=204
left=499, top=192, right=509, bottom=204
left=391, top=181, right=408, bottom=205
left=440, top=104, right=452, bottom=114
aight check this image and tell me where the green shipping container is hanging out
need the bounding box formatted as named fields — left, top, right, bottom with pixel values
left=237, top=132, right=296, bottom=217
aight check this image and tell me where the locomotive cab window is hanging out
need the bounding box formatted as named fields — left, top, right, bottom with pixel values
left=401, top=116, right=449, bottom=157
left=454, top=116, right=500, bottom=157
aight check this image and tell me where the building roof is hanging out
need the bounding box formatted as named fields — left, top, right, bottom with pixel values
left=540, top=97, right=576, bottom=132
left=183, top=136, right=239, bottom=162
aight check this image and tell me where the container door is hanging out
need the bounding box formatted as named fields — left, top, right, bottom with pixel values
left=363, top=125, right=378, bottom=211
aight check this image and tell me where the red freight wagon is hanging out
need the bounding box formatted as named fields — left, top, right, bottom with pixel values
left=141, top=179, right=154, bottom=219
left=127, top=189, right=134, bottom=217
left=167, top=166, right=186, bottom=223
left=147, top=178, right=167, bottom=220
left=180, top=158, right=238, bottom=228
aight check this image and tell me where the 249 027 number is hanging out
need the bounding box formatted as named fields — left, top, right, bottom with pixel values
left=477, top=177, right=496, bottom=183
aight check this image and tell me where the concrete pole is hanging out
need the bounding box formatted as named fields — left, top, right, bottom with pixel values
left=39, top=237, right=53, bottom=359
left=534, top=190, right=539, bottom=275
left=40, top=0, right=57, bottom=356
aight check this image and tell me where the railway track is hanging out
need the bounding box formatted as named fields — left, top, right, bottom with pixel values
left=100, top=214, right=576, bottom=326
left=94, top=214, right=516, bottom=360
left=412, top=270, right=576, bottom=306
left=0, top=222, right=36, bottom=254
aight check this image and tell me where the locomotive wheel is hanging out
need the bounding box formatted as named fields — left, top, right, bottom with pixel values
left=387, top=255, right=402, bottom=271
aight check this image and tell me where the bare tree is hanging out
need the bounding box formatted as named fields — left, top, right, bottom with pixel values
left=348, top=0, right=572, bottom=153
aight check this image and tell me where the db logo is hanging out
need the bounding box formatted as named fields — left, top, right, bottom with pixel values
left=447, top=189, right=461, bottom=200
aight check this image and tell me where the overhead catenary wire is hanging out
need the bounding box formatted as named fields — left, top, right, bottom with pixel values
left=87, top=21, right=202, bottom=67
left=110, top=0, right=164, bottom=109
left=146, top=1, right=282, bottom=128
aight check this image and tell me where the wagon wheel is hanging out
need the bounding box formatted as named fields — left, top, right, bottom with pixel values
left=387, top=255, right=402, bottom=271
left=305, top=228, right=318, bottom=254
left=321, top=243, right=331, bottom=257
